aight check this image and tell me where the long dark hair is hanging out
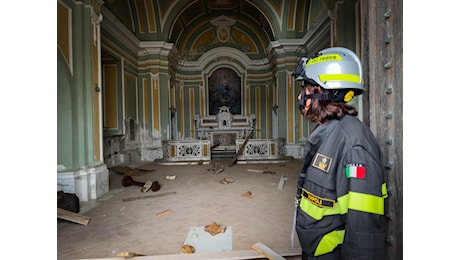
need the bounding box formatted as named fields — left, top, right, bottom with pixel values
left=303, top=84, right=358, bottom=123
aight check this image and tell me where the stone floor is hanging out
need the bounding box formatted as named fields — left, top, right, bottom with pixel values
left=57, top=158, right=303, bottom=260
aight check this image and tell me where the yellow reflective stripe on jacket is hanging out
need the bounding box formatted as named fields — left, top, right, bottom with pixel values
left=347, top=183, right=387, bottom=215
left=300, top=183, right=387, bottom=219
left=348, top=191, right=385, bottom=215
left=299, top=189, right=341, bottom=220
left=314, top=230, right=345, bottom=256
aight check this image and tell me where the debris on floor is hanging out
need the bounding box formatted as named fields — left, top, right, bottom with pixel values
left=247, top=168, right=276, bottom=174
left=141, top=180, right=153, bottom=192
left=116, top=251, right=145, bottom=257
left=277, top=175, right=287, bottom=190
left=183, top=226, right=233, bottom=253
left=151, top=181, right=161, bottom=191
left=241, top=191, right=253, bottom=199
left=252, top=242, right=286, bottom=260
left=121, top=175, right=145, bottom=188
left=156, top=209, right=172, bottom=217
left=57, top=207, right=91, bottom=225
left=181, top=244, right=195, bottom=254
left=204, top=222, right=227, bottom=236
left=122, top=176, right=161, bottom=192
left=220, top=177, right=234, bottom=184
left=122, top=191, right=176, bottom=202
left=207, top=162, right=224, bottom=174
left=165, top=175, right=176, bottom=180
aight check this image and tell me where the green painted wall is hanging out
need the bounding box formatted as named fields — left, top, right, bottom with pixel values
left=57, top=1, right=95, bottom=170
left=57, top=50, right=73, bottom=168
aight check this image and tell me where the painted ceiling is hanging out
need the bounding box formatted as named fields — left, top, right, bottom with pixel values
left=103, top=0, right=320, bottom=58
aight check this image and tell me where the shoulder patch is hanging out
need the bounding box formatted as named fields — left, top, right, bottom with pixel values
left=312, top=153, right=332, bottom=173
left=345, top=163, right=366, bottom=179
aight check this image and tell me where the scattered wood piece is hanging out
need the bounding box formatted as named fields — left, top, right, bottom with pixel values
left=122, top=191, right=176, bottom=202
left=252, top=242, right=286, bottom=260
left=156, top=209, right=172, bottom=217
left=204, top=222, right=227, bottom=236
left=229, top=130, right=253, bottom=167
left=165, top=175, right=176, bottom=180
left=116, top=251, right=145, bottom=257
left=223, top=177, right=234, bottom=183
left=241, top=191, right=253, bottom=199
left=247, top=169, right=264, bottom=173
left=181, top=244, right=195, bottom=254
left=277, top=175, right=286, bottom=190
left=141, top=180, right=153, bottom=192
left=221, top=177, right=234, bottom=184
left=57, top=207, right=91, bottom=225
left=247, top=169, right=275, bottom=174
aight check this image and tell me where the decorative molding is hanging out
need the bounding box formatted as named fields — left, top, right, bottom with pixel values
left=211, top=15, right=236, bottom=43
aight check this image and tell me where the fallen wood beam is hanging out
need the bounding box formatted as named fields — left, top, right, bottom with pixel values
left=74, top=248, right=301, bottom=259
left=57, top=207, right=91, bottom=225
left=116, top=251, right=145, bottom=257
left=229, top=130, right=253, bottom=167
left=252, top=242, right=286, bottom=260
left=122, top=191, right=176, bottom=202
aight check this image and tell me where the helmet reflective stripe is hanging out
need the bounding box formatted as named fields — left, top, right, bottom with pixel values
left=318, top=73, right=361, bottom=83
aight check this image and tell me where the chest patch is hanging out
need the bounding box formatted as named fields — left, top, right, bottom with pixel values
left=312, top=153, right=332, bottom=173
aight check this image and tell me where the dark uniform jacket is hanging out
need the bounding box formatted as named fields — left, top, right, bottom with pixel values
left=296, top=115, right=387, bottom=259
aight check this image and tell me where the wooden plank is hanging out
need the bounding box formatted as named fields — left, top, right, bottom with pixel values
left=75, top=248, right=301, bottom=260
left=251, top=242, right=286, bottom=260
left=277, top=175, right=286, bottom=190
left=229, top=130, right=252, bottom=167
left=57, top=208, right=91, bottom=225
left=156, top=209, right=172, bottom=217
left=116, top=251, right=145, bottom=257
left=122, top=191, right=176, bottom=202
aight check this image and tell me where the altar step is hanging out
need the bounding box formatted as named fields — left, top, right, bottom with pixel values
left=211, top=150, right=235, bottom=158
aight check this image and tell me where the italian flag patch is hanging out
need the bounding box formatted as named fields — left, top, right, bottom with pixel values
left=345, top=164, right=366, bottom=179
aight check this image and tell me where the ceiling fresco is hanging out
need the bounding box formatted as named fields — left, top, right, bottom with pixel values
left=103, top=0, right=317, bottom=58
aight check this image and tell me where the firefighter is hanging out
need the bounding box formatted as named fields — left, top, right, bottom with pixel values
left=291, top=47, right=388, bottom=259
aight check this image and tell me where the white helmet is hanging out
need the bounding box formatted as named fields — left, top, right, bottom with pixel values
left=292, top=47, right=363, bottom=102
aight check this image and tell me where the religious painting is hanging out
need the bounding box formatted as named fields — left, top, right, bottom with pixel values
left=208, top=67, right=241, bottom=115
